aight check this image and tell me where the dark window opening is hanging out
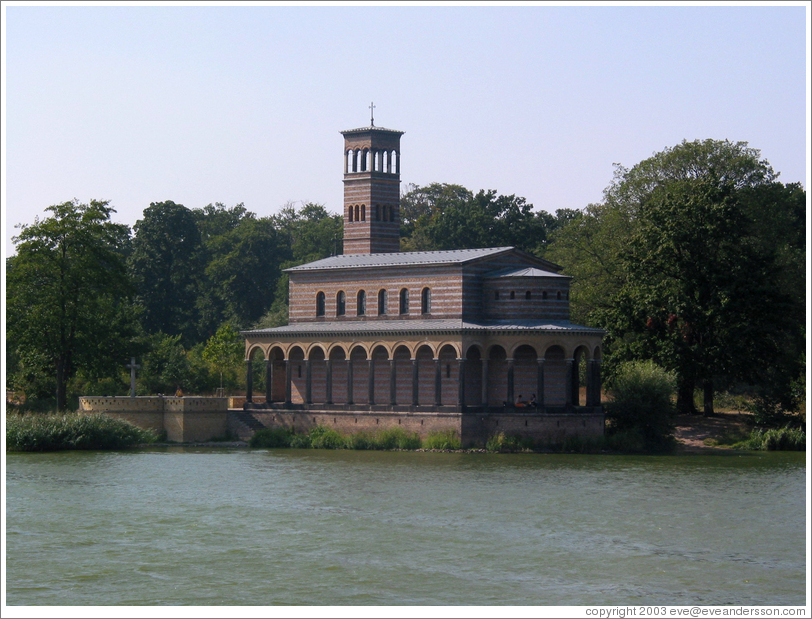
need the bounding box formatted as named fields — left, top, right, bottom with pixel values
left=316, top=292, right=325, bottom=316
left=421, top=287, right=431, bottom=314
left=357, top=290, right=366, bottom=316
left=399, top=288, right=409, bottom=315
left=336, top=291, right=346, bottom=316
left=378, top=289, right=388, bottom=315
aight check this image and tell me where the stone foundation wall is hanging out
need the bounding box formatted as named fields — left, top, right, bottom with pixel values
left=230, top=407, right=605, bottom=447
left=79, top=396, right=228, bottom=442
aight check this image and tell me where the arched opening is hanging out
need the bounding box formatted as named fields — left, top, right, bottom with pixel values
left=361, top=204, right=366, bottom=221
left=308, top=346, right=327, bottom=404
left=421, top=287, right=431, bottom=314
left=487, top=345, right=508, bottom=406
left=372, top=345, right=390, bottom=405
left=357, top=290, right=366, bottom=316
left=268, top=346, right=285, bottom=403
left=416, top=345, right=434, bottom=406
left=573, top=345, right=590, bottom=406
left=350, top=346, right=369, bottom=404
left=513, top=344, right=538, bottom=407
left=288, top=346, right=306, bottom=404
left=246, top=346, right=266, bottom=404
left=355, top=204, right=360, bottom=222
left=316, top=291, right=325, bottom=317
left=348, top=204, right=354, bottom=222
left=329, top=347, right=348, bottom=404
left=378, top=289, right=388, bottom=315
left=336, top=291, right=346, bottom=316
left=393, top=345, right=412, bottom=406
left=543, top=345, right=566, bottom=406
left=399, top=288, right=409, bottom=315
left=439, top=344, right=458, bottom=406
left=465, top=345, right=483, bottom=406
left=525, top=291, right=532, bottom=300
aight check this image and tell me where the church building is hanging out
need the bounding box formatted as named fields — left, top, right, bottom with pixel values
left=239, top=121, right=605, bottom=446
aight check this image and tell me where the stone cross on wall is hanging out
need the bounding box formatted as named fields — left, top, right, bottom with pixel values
left=125, top=357, right=140, bottom=398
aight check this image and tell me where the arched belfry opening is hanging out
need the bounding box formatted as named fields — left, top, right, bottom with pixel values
left=341, top=122, right=404, bottom=255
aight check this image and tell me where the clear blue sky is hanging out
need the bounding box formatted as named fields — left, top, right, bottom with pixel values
left=3, top=3, right=809, bottom=257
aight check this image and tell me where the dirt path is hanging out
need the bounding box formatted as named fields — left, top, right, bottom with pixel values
left=673, top=411, right=750, bottom=453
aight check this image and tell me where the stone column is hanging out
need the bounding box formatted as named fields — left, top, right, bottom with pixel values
left=565, top=359, right=574, bottom=409
left=305, top=360, right=312, bottom=405
left=434, top=360, right=442, bottom=407
left=368, top=359, right=375, bottom=405
left=325, top=359, right=333, bottom=405
left=457, top=358, right=466, bottom=409
left=411, top=359, right=419, bottom=407
left=245, top=360, right=253, bottom=404
left=265, top=359, right=272, bottom=403
left=347, top=358, right=354, bottom=405
left=389, top=359, right=397, bottom=405
left=481, top=359, right=489, bottom=406
left=536, top=358, right=545, bottom=409
left=506, top=358, right=515, bottom=406
left=284, top=360, right=292, bottom=405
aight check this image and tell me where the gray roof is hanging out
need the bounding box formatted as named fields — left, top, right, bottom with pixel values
left=485, top=266, right=570, bottom=279
left=341, top=125, right=404, bottom=135
left=286, top=246, right=516, bottom=272
left=243, top=319, right=604, bottom=338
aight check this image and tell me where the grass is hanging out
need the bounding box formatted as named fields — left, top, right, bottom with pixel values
left=733, top=427, right=806, bottom=451
left=6, top=412, right=158, bottom=452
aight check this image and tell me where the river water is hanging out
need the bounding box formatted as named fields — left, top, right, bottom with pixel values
left=5, top=448, right=807, bottom=606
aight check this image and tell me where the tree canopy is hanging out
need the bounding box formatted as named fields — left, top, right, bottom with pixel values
left=549, top=139, right=805, bottom=415
left=7, top=200, right=138, bottom=410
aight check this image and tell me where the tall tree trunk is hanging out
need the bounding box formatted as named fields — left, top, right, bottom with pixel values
left=702, top=379, right=715, bottom=417
left=676, top=374, right=698, bottom=415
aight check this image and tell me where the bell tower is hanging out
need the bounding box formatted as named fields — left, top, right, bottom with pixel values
left=341, top=110, right=403, bottom=255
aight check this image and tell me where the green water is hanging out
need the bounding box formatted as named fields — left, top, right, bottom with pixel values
left=5, top=448, right=807, bottom=606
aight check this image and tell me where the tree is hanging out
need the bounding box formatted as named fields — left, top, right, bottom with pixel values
left=202, top=323, right=244, bottom=391
left=399, top=182, right=554, bottom=253
left=129, top=201, right=203, bottom=344
left=6, top=200, right=137, bottom=410
left=139, top=333, right=190, bottom=395
left=550, top=139, right=805, bottom=415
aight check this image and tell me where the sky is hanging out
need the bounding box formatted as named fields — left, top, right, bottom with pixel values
left=2, top=3, right=809, bottom=257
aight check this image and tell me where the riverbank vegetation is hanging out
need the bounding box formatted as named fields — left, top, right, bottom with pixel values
left=6, top=140, right=805, bottom=453
left=6, top=412, right=158, bottom=452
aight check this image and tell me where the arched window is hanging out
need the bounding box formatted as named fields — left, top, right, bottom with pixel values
left=361, top=204, right=366, bottom=221
left=525, top=290, right=531, bottom=300
left=378, top=289, right=388, bottom=315
left=357, top=290, right=366, bottom=316
left=542, top=291, right=548, bottom=300
left=355, top=205, right=360, bottom=222
left=510, top=291, right=515, bottom=299
left=557, top=291, right=562, bottom=300
left=399, top=288, right=409, bottom=315
left=336, top=291, right=346, bottom=316
left=421, top=287, right=431, bottom=314
left=348, top=205, right=354, bottom=222
left=316, top=292, right=325, bottom=317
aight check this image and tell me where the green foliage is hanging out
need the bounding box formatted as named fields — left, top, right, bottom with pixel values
left=202, top=323, right=244, bottom=390
left=399, top=182, right=564, bottom=256
left=307, top=425, right=345, bottom=449
left=140, top=333, right=190, bottom=394
left=249, top=427, right=294, bottom=448
left=422, top=430, right=462, bottom=450
left=550, top=140, right=805, bottom=416
left=560, top=434, right=608, bottom=454
left=129, top=201, right=203, bottom=343
left=375, top=427, right=423, bottom=450
left=736, top=427, right=806, bottom=451
left=605, top=360, right=676, bottom=452
left=6, top=412, right=157, bottom=452
left=485, top=432, right=526, bottom=453
left=7, top=199, right=138, bottom=410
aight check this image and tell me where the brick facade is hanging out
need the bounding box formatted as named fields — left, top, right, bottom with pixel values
left=241, top=121, right=606, bottom=447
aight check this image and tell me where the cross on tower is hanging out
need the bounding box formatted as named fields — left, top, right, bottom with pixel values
left=126, top=357, right=140, bottom=398
left=369, top=101, right=375, bottom=126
